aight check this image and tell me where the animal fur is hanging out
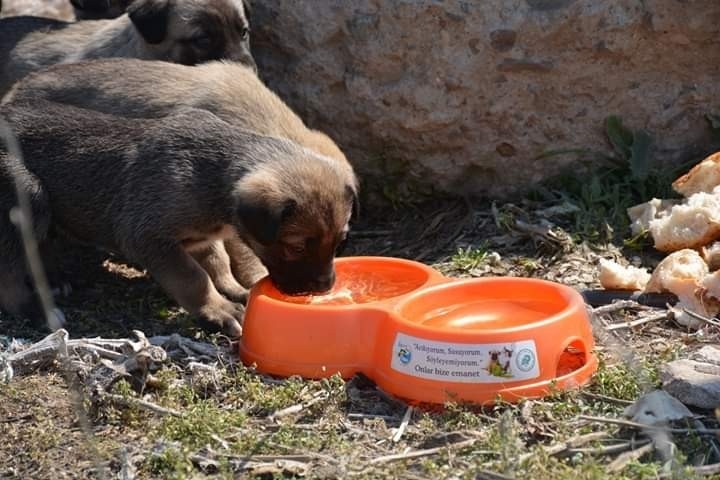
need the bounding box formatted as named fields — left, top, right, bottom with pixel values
left=3, top=57, right=358, bottom=290
left=0, top=100, right=358, bottom=336
left=0, top=0, right=255, bottom=95
left=3, top=58, right=347, bottom=167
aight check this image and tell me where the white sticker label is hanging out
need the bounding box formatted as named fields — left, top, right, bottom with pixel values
left=390, top=333, right=540, bottom=383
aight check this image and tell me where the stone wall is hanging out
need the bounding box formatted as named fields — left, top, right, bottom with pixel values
left=4, top=0, right=719, bottom=200
left=250, top=1, right=720, bottom=199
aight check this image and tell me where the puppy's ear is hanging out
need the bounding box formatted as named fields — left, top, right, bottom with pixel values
left=346, top=184, right=360, bottom=222
left=242, top=0, right=252, bottom=16
left=127, top=0, right=170, bottom=45
left=237, top=196, right=296, bottom=246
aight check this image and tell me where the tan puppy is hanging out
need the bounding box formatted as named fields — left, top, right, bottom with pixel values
left=3, top=58, right=346, bottom=165
left=0, top=100, right=358, bottom=336
left=0, top=0, right=255, bottom=95
left=3, top=58, right=356, bottom=291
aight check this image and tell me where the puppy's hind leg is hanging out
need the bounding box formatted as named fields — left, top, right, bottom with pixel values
left=190, top=240, right=249, bottom=304
left=129, top=241, right=245, bottom=337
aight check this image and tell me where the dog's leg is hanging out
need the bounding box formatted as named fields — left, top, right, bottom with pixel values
left=133, top=242, right=245, bottom=337
left=190, top=240, right=249, bottom=304
left=224, top=236, right=268, bottom=288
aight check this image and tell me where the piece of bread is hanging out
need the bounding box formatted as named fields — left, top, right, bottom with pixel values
left=644, top=249, right=708, bottom=295
left=598, top=258, right=651, bottom=291
left=700, top=241, right=720, bottom=271
left=626, top=198, right=677, bottom=236
left=672, top=151, right=720, bottom=197
left=644, top=249, right=717, bottom=329
left=647, top=188, right=720, bottom=252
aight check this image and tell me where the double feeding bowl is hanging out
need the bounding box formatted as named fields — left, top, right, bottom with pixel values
left=239, top=256, right=598, bottom=405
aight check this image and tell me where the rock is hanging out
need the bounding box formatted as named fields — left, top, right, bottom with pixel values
left=660, top=346, right=720, bottom=409
left=251, top=0, right=720, bottom=200
left=623, top=389, right=694, bottom=426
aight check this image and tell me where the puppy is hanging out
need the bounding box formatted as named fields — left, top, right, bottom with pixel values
left=3, top=58, right=357, bottom=290
left=3, top=58, right=346, bottom=166
left=0, top=100, right=358, bottom=336
left=0, top=0, right=255, bottom=95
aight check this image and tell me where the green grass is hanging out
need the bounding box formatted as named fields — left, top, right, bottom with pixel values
left=451, top=244, right=491, bottom=272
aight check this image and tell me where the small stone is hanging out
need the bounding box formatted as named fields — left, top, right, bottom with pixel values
left=660, top=352, right=720, bottom=410
left=623, top=389, right=693, bottom=426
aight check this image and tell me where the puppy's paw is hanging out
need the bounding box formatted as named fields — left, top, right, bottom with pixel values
left=215, top=282, right=249, bottom=305
left=197, top=298, right=245, bottom=338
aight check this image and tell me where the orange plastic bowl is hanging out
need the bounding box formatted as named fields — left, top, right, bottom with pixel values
left=239, top=256, right=598, bottom=405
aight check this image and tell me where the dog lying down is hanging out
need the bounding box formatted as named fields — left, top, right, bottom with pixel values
left=0, top=100, right=358, bottom=337
left=0, top=0, right=255, bottom=95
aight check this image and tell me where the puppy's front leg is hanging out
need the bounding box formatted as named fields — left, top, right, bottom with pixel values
left=190, top=240, right=249, bottom=304
left=132, top=241, right=245, bottom=337
left=224, top=236, right=268, bottom=288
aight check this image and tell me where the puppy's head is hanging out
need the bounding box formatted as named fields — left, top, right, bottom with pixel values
left=234, top=143, right=359, bottom=295
left=127, top=0, right=256, bottom=69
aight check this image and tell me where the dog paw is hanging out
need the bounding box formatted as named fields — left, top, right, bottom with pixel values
left=197, top=299, right=245, bottom=338
left=216, top=283, right=249, bottom=305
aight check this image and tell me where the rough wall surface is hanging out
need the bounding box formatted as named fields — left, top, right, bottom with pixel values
left=251, top=1, right=720, bottom=199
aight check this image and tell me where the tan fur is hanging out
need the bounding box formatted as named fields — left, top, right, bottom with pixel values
left=0, top=0, right=254, bottom=95
left=3, top=59, right=348, bottom=168
left=0, top=101, right=358, bottom=335
left=3, top=58, right=358, bottom=297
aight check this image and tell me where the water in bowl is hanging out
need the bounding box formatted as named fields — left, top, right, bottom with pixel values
left=277, top=265, right=427, bottom=305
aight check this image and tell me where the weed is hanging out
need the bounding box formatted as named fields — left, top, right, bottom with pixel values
left=451, top=244, right=490, bottom=272
left=540, top=115, right=690, bottom=243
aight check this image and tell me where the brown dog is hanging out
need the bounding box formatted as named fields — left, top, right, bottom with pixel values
left=0, top=0, right=255, bottom=95
left=3, top=58, right=356, bottom=292
left=0, top=100, right=358, bottom=336
left=3, top=58, right=346, bottom=166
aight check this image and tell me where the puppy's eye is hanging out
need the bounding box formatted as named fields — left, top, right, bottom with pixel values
left=283, top=242, right=305, bottom=257
left=190, top=34, right=212, bottom=49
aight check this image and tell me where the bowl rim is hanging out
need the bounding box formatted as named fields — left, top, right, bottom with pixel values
left=248, top=255, right=445, bottom=311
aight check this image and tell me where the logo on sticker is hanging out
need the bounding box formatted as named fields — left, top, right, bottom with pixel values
left=515, top=348, right=536, bottom=372
left=396, top=345, right=412, bottom=365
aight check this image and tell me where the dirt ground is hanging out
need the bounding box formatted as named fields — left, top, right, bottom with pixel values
left=2, top=193, right=719, bottom=479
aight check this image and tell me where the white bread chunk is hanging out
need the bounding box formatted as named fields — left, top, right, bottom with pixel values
left=627, top=198, right=677, bottom=237
left=598, top=258, right=651, bottom=291
left=647, top=188, right=720, bottom=252
left=645, top=249, right=708, bottom=295
left=645, top=249, right=716, bottom=329
left=702, top=269, right=720, bottom=301
left=700, top=241, right=720, bottom=271
left=672, top=151, right=720, bottom=197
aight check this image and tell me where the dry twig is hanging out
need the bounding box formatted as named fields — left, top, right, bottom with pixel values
left=605, top=313, right=668, bottom=331
left=606, top=442, right=655, bottom=473
left=370, top=438, right=488, bottom=465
